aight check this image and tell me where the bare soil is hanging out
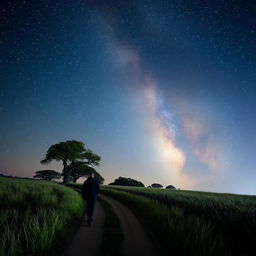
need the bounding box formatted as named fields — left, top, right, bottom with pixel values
left=62, top=194, right=156, bottom=256
left=61, top=202, right=105, bottom=256
left=100, top=194, right=157, bottom=256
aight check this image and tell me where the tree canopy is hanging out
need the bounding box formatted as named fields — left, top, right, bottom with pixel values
left=150, top=183, right=163, bottom=188
left=82, top=149, right=101, bottom=166
left=41, top=140, right=86, bottom=165
left=68, top=161, right=104, bottom=184
left=40, top=140, right=102, bottom=184
left=109, top=177, right=145, bottom=187
left=166, top=185, right=176, bottom=189
left=33, top=170, right=61, bottom=181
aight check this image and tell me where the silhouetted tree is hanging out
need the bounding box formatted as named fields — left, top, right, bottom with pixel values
left=166, top=185, right=176, bottom=189
left=33, top=170, right=61, bottom=181
left=109, top=177, right=144, bottom=187
left=82, top=149, right=101, bottom=166
left=151, top=183, right=163, bottom=188
left=41, top=140, right=101, bottom=184
left=68, top=161, right=104, bottom=184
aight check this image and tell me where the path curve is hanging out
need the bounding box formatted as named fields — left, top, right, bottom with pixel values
left=62, top=202, right=105, bottom=256
left=100, top=194, right=157, bottom=256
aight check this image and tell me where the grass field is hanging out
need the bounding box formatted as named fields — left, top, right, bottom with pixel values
left=101, top=187, right=224, bottom=256
left=104, top=185, right=256, bottom=256
left=0, top=177, right=84, bottom=256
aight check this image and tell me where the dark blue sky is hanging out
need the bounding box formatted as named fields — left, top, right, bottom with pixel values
left=1, top=0, right=256, bottom=194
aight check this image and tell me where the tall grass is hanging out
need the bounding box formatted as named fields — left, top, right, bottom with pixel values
left=105, top=185, right=256, bottom=256
left=100, top=188, right=225, bottom=256
left=0, top=177, right=84, bottom=256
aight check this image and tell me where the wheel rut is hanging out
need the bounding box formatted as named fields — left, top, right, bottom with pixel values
left=99, top=194, right=157, bottom=256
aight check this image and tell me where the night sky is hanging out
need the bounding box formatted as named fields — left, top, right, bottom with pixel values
left=1, top=0, right=256, bottom=194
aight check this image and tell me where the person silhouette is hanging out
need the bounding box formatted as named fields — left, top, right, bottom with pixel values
left=82, top=172, right=99, bottom=226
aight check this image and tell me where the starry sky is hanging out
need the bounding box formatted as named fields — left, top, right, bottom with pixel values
left=1, top=0, right=256, bottom=194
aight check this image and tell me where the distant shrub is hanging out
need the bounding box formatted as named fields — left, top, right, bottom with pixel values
left=151, top=183, right=163, bottom=188
left=166, top=185, right=176, bottom=189
left=33, top=170, right=61, bottom=181
left=109, top=177, right=144, bottom=187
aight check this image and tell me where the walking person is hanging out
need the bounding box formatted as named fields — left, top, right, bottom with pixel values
left=82, top=172, right=100, bottom=227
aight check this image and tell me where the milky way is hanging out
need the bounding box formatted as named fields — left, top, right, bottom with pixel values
left=1, top=0, right=256, bottom=194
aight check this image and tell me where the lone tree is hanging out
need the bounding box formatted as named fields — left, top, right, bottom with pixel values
left=109, top=177, right=145, bottom=187
left=33, top=170, right=61, bottom=181
left=41, top=140, right=101, bottom=184
left=68, top=161, right=104, bottom=184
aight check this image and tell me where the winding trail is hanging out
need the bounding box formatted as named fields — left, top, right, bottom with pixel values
left=61, top=202, right=105, bottom=256
left=100, top=194, right=157, bottom=256
left=62, top=192, right=157, bottom=256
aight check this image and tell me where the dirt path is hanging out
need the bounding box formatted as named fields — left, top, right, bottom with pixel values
left=61, top=202, right=105, bottom=256
left=100, top=194, right=157, bottom=256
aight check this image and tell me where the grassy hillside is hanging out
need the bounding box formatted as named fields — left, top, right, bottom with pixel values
left=101, top=187, right=224, bottom=256
left=67, top=183, right=256, bottom=255
left=0, top=177, right=84, bottom=256
left=105, top=185, right=256, bottom=256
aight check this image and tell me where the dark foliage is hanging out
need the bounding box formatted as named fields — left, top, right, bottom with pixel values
left=33, top=170, right=61, bottom=181
left=41, top=140, right=101, bottom=184
left=68, top=161, right=104, bottom=184
left=109, top=177, right=144, bottom=187
left=166, top=185, right=176, bottom=189
left=150, top=183, right=163, bottom=188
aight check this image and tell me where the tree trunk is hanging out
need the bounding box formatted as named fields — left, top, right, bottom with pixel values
left=62, top=160, right=70, bottom=184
